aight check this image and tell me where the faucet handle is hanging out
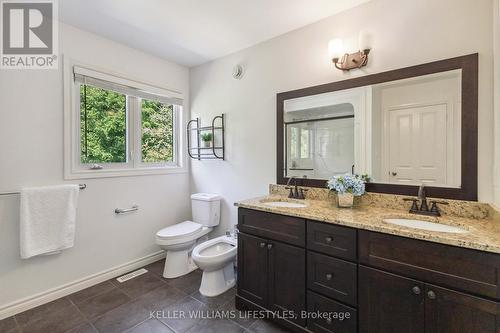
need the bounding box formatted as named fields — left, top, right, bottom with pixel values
left=430, top=200, right=449, bottom=215
left=297, top=188, right=308, bottom=200
left=430, top=200, right=449, bottom=205
left=403, top=198, right=419, bottom=212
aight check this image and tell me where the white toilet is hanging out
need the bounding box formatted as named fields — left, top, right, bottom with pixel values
left=192, top=234, right=237, bottom=297
left=156, top=193, right=221, bottom=279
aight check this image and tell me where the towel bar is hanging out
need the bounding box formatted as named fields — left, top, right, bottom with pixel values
left=115, top=205, right=139, bottom=214
left=0, top=184, right=87, bottom=196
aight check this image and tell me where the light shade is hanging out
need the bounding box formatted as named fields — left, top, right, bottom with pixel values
left=328, top=38, right=344, bottom=60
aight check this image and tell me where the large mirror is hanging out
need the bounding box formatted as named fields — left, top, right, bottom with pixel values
left=277, top=54, right=478, bottom=200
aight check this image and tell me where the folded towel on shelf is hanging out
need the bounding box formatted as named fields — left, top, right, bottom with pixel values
left=20, top=185, right=79, bottom=259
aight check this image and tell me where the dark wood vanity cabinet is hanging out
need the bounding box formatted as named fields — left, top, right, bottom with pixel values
left=358, top=230, right=500, bottom=300
left=237, top=207, right=305, bottom=246
left=237, top=232, right=269, bottom=306
left=307, top=291, right=357, bottom=333
left=425, top=284, right=500, bottom=333
left=237, top=209, right=307, bottom=327
left=358, top=231, right=500, bottom=333
left=268, top=240, right=307, bottom=326
left=359, top=266, right=426, bottom=333
left=307, top=221, right=357, bottom=261
left=236, top=208, right=500, bottom=333
left=237, top=209, right=358, bottom=332
left=359, top=266, right=500, bottom=333
left=307, top=251, right=357, bottom=307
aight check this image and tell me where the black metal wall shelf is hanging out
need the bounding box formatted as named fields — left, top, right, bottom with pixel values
left=187, top=114, right=225, bottom=160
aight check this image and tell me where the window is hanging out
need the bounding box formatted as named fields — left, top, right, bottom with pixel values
left=141, top=98, right=174, bottom=163
left=289, top=125, right=313, bottom=160
left=64, top=63, right=185, bottom=179
left=80, top=85, right=127, bottom=164
left=300, top=128, right=311, bottom=159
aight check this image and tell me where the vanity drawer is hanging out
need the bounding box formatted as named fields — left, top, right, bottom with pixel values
left=238, top=208, right=305, bottom=246
left=359, top=230, right=500, bottom=299
left=307, top=221, right=357, bottom=261
left=307, top=291, right=357, bottom=333
left=307, top=252, right=357, bottom=306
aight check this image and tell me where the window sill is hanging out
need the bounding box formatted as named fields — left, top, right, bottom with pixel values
left=64, top=165, right=188, bottom=180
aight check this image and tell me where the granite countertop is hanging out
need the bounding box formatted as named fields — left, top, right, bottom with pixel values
left=235, top=195, right=500, bottom=254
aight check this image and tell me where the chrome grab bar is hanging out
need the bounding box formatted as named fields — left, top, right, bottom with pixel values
left=114, top=205, right=139, bottom=214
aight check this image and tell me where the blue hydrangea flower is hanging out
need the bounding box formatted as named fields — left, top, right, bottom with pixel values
left=327, top=173, right=368, bottom=196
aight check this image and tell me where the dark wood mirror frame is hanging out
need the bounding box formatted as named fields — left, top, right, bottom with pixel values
left=277, top=53, right=478, bottom=201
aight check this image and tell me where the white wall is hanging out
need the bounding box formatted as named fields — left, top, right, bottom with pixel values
left=0, top=24, right=191, bottom=312
left=190, top=0, right=494, bottom=235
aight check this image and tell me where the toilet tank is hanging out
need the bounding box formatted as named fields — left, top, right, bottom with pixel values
left=191, top=193, right=222, bottom=227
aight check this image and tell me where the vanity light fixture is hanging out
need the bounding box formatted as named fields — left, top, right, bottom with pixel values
left=329, top=31, right=372, bottom=71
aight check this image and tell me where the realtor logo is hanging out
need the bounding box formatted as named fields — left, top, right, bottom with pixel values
left=1, top=0, right=58, bottom=69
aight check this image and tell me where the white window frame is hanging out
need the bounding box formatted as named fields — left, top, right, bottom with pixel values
left=63, top=58, right=187, bottom=179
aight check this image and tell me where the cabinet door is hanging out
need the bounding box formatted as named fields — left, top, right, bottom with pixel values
left=268, top=240, right=306, bottom=327
left=359, top=266, right=425, bottom=333
left=425, top=284, right=500, bottom=333
left=237, top=233, right=269, bottom=307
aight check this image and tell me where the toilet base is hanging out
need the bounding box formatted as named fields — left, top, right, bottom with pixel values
left=163, top=250, right=197, bottom=279
left=199, top=262, right=235, bottom=297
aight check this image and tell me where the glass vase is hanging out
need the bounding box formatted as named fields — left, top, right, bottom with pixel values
left=336, top=193, right=354, bottom=208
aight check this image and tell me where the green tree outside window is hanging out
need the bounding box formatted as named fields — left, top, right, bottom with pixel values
left=141, top=99, right=174, bottom=163
left=80, top=85, right=127, bottom=163
left=80, top=85, right=174, bottom=164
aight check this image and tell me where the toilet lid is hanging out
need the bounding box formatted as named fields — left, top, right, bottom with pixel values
left=156, top=221, right=202, bottom=239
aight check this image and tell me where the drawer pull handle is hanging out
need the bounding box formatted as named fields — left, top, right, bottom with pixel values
left=326, top=317, right=332, bottom=325
left=412, top=286, right=421, bottom=295
left=267, top=243, right=273, bottom=250
left=427, top=290, right=436, bottom=299
left=326, top=273, right=333, bottom=281
left=259, top=242, right=266, bottom=248
left=325, top=236, right=333, bottom=243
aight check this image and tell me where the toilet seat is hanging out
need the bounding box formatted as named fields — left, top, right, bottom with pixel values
left=192, top=236, right=237, bottom=265
left=156, top=221, right=202, bottom=239
left=156, top=221, right=210, bottom=246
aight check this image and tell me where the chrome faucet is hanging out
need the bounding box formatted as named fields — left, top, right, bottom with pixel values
left=226, top=227, right=238, bottom=239
left=286, top=176, right=296, bottom=187
left=404, top=184, right=448, bottom=217
left=417, top=184, right=429, bottom=211
left=285, top=176, right=308, bottom=200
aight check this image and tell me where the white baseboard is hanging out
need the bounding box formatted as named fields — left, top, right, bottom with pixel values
left=0, top=251, right=166, bottom=320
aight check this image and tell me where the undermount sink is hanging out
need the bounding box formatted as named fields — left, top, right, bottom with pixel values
left=384, top=218, right=468, bottom=234
left=261, top=200, right=308, bottom=208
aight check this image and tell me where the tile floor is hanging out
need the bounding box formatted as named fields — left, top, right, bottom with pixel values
left=0, top=260, right=291, bottom=333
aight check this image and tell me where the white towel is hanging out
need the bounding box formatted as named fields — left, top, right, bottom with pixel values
left=20, top=185, right=79, bottom=259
